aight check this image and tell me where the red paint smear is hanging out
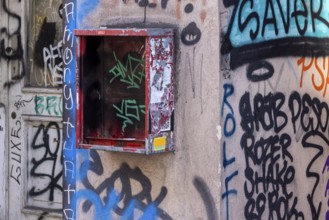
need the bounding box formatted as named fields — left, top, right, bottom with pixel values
left=200, top=10, right=207, bottom=23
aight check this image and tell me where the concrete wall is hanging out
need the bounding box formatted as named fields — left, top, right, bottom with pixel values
left=62, top=0, right=220, bottom=219
left=2, top=0, right=329, bottom=220
left=219, top=1, right=329, bottom=219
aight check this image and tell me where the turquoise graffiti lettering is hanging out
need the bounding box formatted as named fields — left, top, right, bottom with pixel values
left=34, top=95, right=45, bottom=115
left=34, top=95, right=63, bottom=116
left=229, top=0, right=329, bottom=46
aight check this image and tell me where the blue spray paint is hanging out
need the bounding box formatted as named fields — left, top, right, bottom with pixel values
left=77, top=0, right=100, bottom=26
left=222, top=141, right=235, bottom=168
left=76, top=188, right=159, bottom=220
left=222, top=84, right=236, bottom=137
left=221, top=171, right=238, bottom=220
left=76, top=151, right=171, bottom=219
left=63, top=0, right=77, bottom=219
left=221, top=83, right=238, bottom=220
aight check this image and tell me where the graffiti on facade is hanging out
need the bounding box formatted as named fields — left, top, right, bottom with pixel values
left=113, top=99, right=145, bottom=132
left=220, top=65, right=329, bottom=219
left=14, top=95, right=33, bottom=111
left=62, top=1, right=76, bottom=219
left=221, top=83, right=238, bottom=220
left=78, top=1, right=206, bottom=46
left=31, top=0, right=63, bottom=87
left=109, top=52, right=145, bottom=89
left=181, top=22, right=202, bottom=46
left=193, top=176, right=218, bottom=220
left=29, top=122, right=63, bottom=203
left=9, top=111, right=22, bottom=185
left=323, top=155, right=329, bottom=219
left=220, top=0, right=329, bottom=219
left=180, top=0, right=207, bottom=46
left=221, top=0, right=329, bottom=69
left=1, top=0, right=25, bottom=87
left=297, top=54, right=329, bottom=98
left=34, top=95, right=63, bottom=116
left=131, top=0, right=168, bottom=9
left=77, top=150, right=172, bottom=220
left=240, top=91, right=302, bottom=219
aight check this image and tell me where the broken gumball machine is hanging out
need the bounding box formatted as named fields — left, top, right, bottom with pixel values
left=75, top=28, right=175, bottom=154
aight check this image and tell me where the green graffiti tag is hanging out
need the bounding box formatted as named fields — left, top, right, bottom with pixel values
left=109, top=52, right=145, bottom=89
left=34, top=95, right=63, bottom=116
left=113, top=99, right=145, bottom=132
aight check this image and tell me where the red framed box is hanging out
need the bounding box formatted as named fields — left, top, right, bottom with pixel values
left=74, top=28, right=174, bottom=154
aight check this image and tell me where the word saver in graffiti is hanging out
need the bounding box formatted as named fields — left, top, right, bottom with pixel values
left=113, top=99, right=145, bottom=132
left=221, top=0, right=329, bottom=69
left=109, top=52, right=145, bottom=89
left=78, top=151, right=172, bottom=219
left=29, top=122, right=63, bottom=202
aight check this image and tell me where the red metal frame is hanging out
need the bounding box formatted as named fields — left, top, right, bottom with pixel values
left=74, top=29, right=173, bottom=37
left=144, top=36, right=151, bottom=152
left=75, top=36, right=82, bottom=146
left=74, top=28, right=174, bottom=154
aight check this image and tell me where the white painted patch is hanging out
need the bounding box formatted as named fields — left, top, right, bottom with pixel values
left=216, top=125, right=222, bottom=141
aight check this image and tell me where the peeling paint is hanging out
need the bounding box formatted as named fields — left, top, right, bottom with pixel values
left=149, top=36, right=174, bottom=134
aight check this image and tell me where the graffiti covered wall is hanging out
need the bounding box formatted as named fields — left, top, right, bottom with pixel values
left=63, top=0, right=221, bottom=219
left=220, top=1, right=329, bottom=219
left=29, top=0, right=64, bottom=87
left=4, top=0, right=329, bottom=219
left=0, top=0, right=64, bottom=219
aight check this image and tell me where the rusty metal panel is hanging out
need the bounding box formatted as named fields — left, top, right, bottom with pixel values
left=148, top=35, right=175, bottom=154
left=74, top=28, right=173, bottom=37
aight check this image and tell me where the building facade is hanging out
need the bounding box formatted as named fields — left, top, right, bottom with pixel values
left=0, top=0, right=329, bottom=220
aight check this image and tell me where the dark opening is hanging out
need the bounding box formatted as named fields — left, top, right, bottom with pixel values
left=81, top=36, right=146, bottom=142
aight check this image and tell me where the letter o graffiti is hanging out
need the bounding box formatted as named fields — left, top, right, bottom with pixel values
left=247, top=60, right=274, bottom=82
left=63, top=48, right=73, bottom=65
left=224, top=113, right=236, bottom=137
left=284, top=165, right=295, bottom=184
left=181, top=22, right=202, bottom=46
